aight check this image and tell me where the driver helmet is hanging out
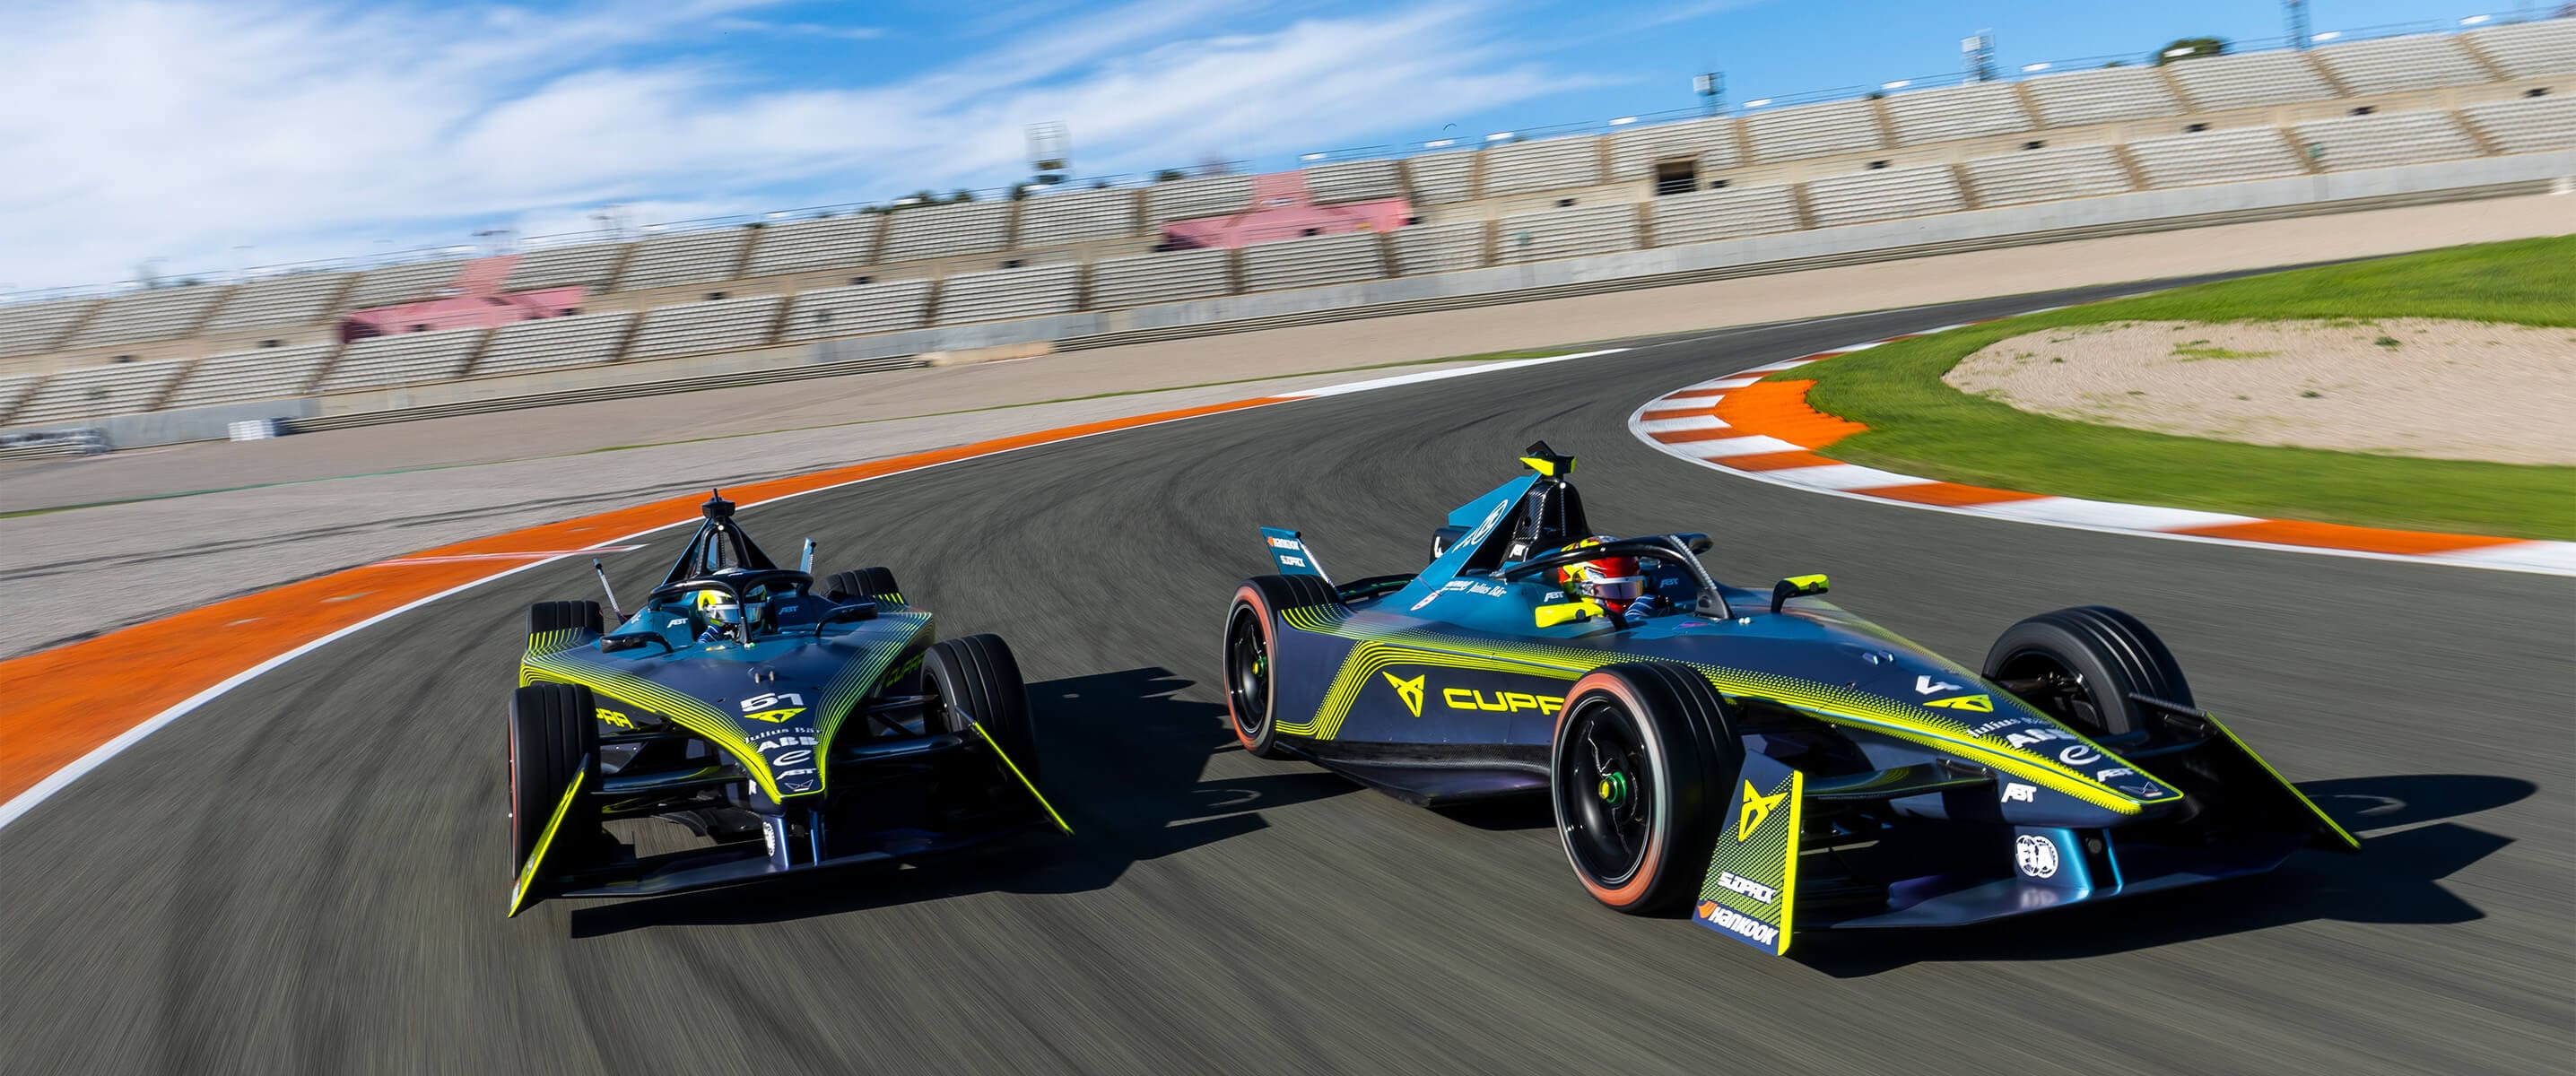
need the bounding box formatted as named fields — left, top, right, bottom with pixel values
left=1555, top=536, right=1644, bottom=605
left=693, top=588, right=742, bottom=628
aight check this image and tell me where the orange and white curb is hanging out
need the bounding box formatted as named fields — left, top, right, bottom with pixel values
left=1628, top=330, right=2576, bottom=577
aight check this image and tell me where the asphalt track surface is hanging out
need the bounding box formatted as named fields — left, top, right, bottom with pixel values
left=3, top=281, right=2567, bottom=1075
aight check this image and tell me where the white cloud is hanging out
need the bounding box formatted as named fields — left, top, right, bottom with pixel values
left=0, top=0, right=1587, bottom=293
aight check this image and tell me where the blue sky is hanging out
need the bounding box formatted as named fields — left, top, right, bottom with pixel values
left=0, top=0, right=2538, bottom=293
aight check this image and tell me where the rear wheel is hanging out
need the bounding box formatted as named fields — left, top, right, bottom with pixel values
left=1983, top=606, right=2191, bottom=739
left=1550, top=663, right=1743, bottom=915
left=925, top=634, right=1039, bottom=786
left=509, top=681, right=600, bottom=875
left=527, top=600, right=602, bottom=637
left=824, top=568, right=900, bottom=603
left=1223, top=575, right=1337, bottom=759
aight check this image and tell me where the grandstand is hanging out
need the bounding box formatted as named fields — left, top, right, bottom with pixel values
left=2, top=15, right=2570, bottom=438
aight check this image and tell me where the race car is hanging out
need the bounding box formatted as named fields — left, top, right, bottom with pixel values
left=1221, top=444, right=2354, bottom=955
left=507, top=491, right=1065, bottom=917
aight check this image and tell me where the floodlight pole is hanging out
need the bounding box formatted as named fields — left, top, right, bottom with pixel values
left=1693, top=71, right=1726, bottom=116
left=2285, top=0, right=2311, bottom=48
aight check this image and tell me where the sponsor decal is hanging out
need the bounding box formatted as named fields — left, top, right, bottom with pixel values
left=1913, top=675, right=1963, bottom=696
left=2057, top=745, right=2102, bottom=767
left=596, top=708, right=635, bottom=730
left=1266, top=536, right=1300, bottom=551
left=2004, top=727, right=2072, bottom=749
left=1923, top=694, right=1993, bottom=712
left=1703, top=903, right=1780, bottom=946
left=742, top=692, right=805, bottom=712
left=781, top=779, right=817, bottom=794
left=2093, top=767, right=2135, bottom=782
left=744, top=707, right=806, bottom=724
left=1462, top=499, right=1511, bottom=547
left=1968, top=718, right=2018, bottom=736
left=753, top=734, right=817, bottom=751
left=1382, top=672, right=1426, bottom=717
left=1281, top=555, right=1307, bottom=568
left=1409, top=592, right=1440, bottom=612
left=2001, top=782, right=2037, bottom=803
left=762, top=822, right=779, bottom=857
left=1441, top=688, right=1564, bottom=715
left=775, top=768, right=817, bottom=780
left=770, top=750, right=814, bottom=768
left=1716, top=871, right=1779, bottom=905
left=2015, top=834, right=2061, bottom=880
left=1736, top=780, right=1788, bottom=841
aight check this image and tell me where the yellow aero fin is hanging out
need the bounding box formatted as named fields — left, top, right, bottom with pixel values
left=1785, top=574, right=1827, bottom=590
left=2200, top=710, right=2361, bottom=852
left=974, top=724, right=1073, bottom=835
left=1519, top=456, right=1568, bottom=477
left=507, top=759, right=590, bottom=919
left=1535, top=599, right=1605, bottom=629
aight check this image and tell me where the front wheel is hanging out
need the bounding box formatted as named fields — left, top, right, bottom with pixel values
left=924, top=634, right=1038, bottom=786
left=509, top=681, right=601, bottom=876
left=1549, top=663, right=1743, bottom=915
left=1983, top=606, right=2191, bottom=739
left=825, top=567, right=900, bottom=603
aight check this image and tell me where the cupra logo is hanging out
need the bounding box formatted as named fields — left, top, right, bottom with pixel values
left=1382, top=672, right=1426, bottom=717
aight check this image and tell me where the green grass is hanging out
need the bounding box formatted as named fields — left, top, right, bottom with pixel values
left=1782, top=237, right=2576, bottom=539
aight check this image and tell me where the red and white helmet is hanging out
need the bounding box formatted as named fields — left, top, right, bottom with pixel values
left=1555, top=536, right=1643, bottom=604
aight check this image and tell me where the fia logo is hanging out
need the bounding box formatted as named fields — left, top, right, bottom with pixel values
left=2015, top=834, right=2061, bottom=880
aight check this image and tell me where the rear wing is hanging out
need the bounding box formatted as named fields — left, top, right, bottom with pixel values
left=1259, top=527, right=1332, bottom=584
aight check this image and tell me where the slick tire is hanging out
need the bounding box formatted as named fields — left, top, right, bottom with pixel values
left=1223, top=574, right=1338, bottom=759
left=1982, top=606, right=2193, bottom=739
left=926, top=633, right=1040, bottom=788
left=1550, top=663, right=1744, bottom=915
left=824, top=568, right=900, bottom=603
left=527, top=600, right=603, bottom=637
left=509, top=681, right=601, bottom=875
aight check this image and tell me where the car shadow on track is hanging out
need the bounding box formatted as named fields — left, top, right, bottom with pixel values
left=1792, top=773, right=2537, bottom=977
left=567, top=666, right=1356, bottom=936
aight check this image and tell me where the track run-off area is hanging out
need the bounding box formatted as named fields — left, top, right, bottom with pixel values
left=1, top=281, right=2565, bottom=1074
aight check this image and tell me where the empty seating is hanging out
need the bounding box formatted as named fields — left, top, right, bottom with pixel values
left=625, top=297, right=782, bottom=361
left=1303, top=160, right=1405, bottom=204
left=877, top=200, right=1014, bottom=263
left=1607, top=117, right=1744, bottom=181
left=2021, top=65, right=2185, bottom=127
left=2463, top=18, right=2576, bottom=79
left=1480, top=136, right=1606, bottom=196
left=1743, top=99, right=1885, bottom=163
left=2126, top=127, right=2306, bottom=187
left=2292, top=109, right=2483, bottom=171
left=1400, top=152, right=1479, bottom=204
left=1014, top=187, right=1142, bottom=247
left=2313, top=33, right=2491, bottom=95
left=504, top=241, right=629, bottom=291
left=316, top=328, right=485, bottom=392
left=202, top=273, right=353, bottom=334
left=934, top=264, right=1081, bottom=325
left=2165, top=51, right=2337, bottom=112
left=1388, top=221, right=1487, bottom=274
left=473, top=312, right=640, bottom=376
left=0, top=372, right=42, bottom=425
left=345, top=259, right=465, bottom=308
left=1088, top=249, right=1234, bottom=308
left=2462, top=94, right=2576, bottom=152
left=613, top=229, right=752, bottom=292
left=1802, top=165, right=1969, bottom=228
left=744, top=215, right=882, bottom=278
left=1883, top=82, right=2035, bottom=146
left=161, top=343, right=337, bottom=409
left=781, top=280, right=934, bottom=341
left=1493, top=204, right=1640, bottom=263
left=1144, top=175, right=1255, bottom=228
left=11, top=359, right=193, bottom=425
left=1962, top=144, right=2135, bottom=206
left=0, top=299, right=98, bottom=358
left=1240, top=232, right=1387, bottom=291
left=65, top=286, right=228, bottom=350
left=1646, top=184, right=1802, bottom=245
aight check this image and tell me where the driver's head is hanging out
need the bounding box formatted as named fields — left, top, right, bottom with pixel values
left=693, top=588, right=741, bottom=628
left=1555, top=536, right=1643, bottom=604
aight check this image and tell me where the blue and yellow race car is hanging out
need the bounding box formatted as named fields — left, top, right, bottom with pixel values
left=506, top=493, right=1064, bottom=917
left=1220, top=445, right=2353, bottom=955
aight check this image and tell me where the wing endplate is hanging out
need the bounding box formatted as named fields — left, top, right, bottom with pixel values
left=1695, top=752, right=1805, bottom=956
left=507, top=757, right=593, bottom=918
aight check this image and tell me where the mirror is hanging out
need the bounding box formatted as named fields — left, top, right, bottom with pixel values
left=1770, top=574, right=1829, bottom=613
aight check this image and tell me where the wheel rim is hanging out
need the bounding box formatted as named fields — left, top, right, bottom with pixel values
left=1557, top=695, right=1654, bottom=887
left=1224, top=604, right=1270, bottom=740
left=1994, top=648, right=2102, bottom=732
